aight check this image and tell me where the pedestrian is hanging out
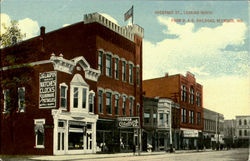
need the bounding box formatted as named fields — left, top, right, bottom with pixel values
left=133, top=143, right=136, bottom=156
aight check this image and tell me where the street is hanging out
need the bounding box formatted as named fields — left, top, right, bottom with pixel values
left=76, top=149, right=249, bottom=161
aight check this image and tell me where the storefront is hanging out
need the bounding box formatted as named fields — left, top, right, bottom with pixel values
left=52, top=109, right=98, bottom=155
left=180, top=128, right=201, bottom=150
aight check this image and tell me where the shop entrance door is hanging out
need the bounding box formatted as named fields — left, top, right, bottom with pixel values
left=57, top=120, right=66, bottom=154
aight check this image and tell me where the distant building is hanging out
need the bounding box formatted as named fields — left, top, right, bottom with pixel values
left=235, top=116, right=250, bottom=147
left=143, top=72, right=203, bottom=150
left=223, top=119, right=236, bottom=147
left=203, top=108, right=224, bottom=149
left=0, top=12, right=143, bottom=155
left=142, top=97, right=179, bottom=151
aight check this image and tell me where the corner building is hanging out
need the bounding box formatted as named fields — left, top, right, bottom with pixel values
left=143, top=72, right=203, bottom=150
left=0, top=12, right=143, bottom=155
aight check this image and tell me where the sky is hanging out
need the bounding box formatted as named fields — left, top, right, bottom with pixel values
left=0, top=0, right=249, bottom=119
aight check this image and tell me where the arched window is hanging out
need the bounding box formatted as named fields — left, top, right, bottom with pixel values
left=239, top=119, right=242, bottom=126
left=244, top=119, right=247, bottom=125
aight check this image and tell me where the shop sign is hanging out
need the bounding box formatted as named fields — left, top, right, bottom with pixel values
left=183, top=129, right=198, bottom=137
left=117, top=117, right=140, bottom=128
left=39, top=71, right=57, bottom=108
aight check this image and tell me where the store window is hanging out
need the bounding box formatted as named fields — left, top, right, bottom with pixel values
left=34, top=119, right=45, bottom=148
left=18, top=87, right=25, bottom=112
left=68, top=121, right=85, bottom=150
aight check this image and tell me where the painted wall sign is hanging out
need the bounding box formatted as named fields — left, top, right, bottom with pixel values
left=117, top=117, right=140, bottom=128
left=183, top=129, right=199, bottom=138
left=39, top=71, right=57, bottom=108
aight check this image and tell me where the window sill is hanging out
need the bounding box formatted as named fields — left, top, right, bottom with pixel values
left=34, top=145, right=45, bottom=149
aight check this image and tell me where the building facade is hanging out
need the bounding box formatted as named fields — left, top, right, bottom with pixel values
left=142, top=97, right=179, bottom=151
left=203, top=108, right=224, bottom=149
left=223, top=119, right=236, bottom=148
left=0, top=12, right=144, bottom=155
left=143, top=72, right=203, bottom=150
left=235, top=116, right=250, bottom=147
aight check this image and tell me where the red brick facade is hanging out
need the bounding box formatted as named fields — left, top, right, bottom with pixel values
left=0, top=13, right=143, bottom=154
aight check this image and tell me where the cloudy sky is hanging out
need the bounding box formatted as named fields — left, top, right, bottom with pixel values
left=0, top=0, right=249, bottom=119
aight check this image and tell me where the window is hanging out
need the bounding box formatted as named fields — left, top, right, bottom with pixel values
left=106, top=92, right=112, bottom=115
left=106, top=54, right=112, bottom=77
left=122, top=96, right=126, bottom=115
left=244, top=130, right=247, bottom=136
left=115, top=94, right=119, bottom=115
left=244, top=119, right=247, bottom=125
left=181, top=85, right=187, bottom=102
left=34, top=119, right=45, bottom=148
left=60, top=85, right=67, bottom=109
left=189, top=111, right=194, bottom=124
left=89, top=92, right=94, bottom=113
left=129, top=64, right=133, bottom=84
left=129, top=97, right=133, bottom=116
left=82, top=88, right=87, bottom=108
left=73, top=88, right=78, bottom=108
left=114, top=58, right=119, bottom=79
left=122, top=61, right=126, bottom=82
left=239, top=130, right=242, bottom=136
left=18, top=87, right=25, bottom=112
left=239, top=119, right=242, bottom=126
left=153, top=113, right=157, bottom=124
left=166, top=113, right=169, bottom=125
left=98, top=90, right=103, bottom=113
left=196, top=92, right=201, bottom=106
left=189, top=87, right=194, bottom=104
left=98, top=51, right=103, bottom=73
left=144, top=112, right=150, bottom=124
left=159, top=113, right=164, bottom=125
left=181, top=108, right=187, bottom=123
left=136, top=67, right=140, bottom=87
left=3, top=89, right=10, bottom=113
left=197, top=112, right=201, bottom=125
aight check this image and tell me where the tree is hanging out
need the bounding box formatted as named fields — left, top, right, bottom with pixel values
left=0, top=20, right=26, bottom=48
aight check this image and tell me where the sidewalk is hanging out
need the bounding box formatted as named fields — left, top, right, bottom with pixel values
left=30, top=149, right=214, bottom=161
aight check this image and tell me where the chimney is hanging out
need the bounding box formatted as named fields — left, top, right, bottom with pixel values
left=165, top=72, right=169, bottom=77
left=40, top=26, right=45, bottom=36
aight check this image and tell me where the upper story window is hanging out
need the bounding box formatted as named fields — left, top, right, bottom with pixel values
left=122, top=61, right=126, bottom=82
left=239, top=119, right=242, bottom=126
left=159, top=113, right=164, bottom=126
left=129, top=97, right=134, bottom=116
left=89, top=91, right=95, bottom=113
left=144, top=112, right=150, bottom=124
left=106, top=54, right=112, bottom=77
left=98, top=50, right=103, bottom=74
left=197, top=112, right=201, bottom=125
left=244, top=119, right=247, bottom=125
left=244, top=130, right=247, bottom=136
left=153, top=113, right=157, bottom=124
left=166, top=113, right=169, bottom=125
left=98, top=90, right=103, bottom=114
left=189, top=110, right=194, bottom=124
left=70, top=74, right=89, bottom=112
left=18, top=87, right=25, bottom=112
left=122, top=95, right=126, bottom=116
left=106, top=92, right=112, bottom=115
left=114, top=94, right=119, bottom=115
left=181, top=108, right=187, bottom=123
left=3, top=89, right=10, bottom=113
left=136, top=66, right=140, bottom=87
left=189, top=87, right=194, bottom=104
left=129, top=64, right=133, bottom=84
left=239, top=130, right=242, bottom=136
left=181, top=85, right=187, bottom=102
left=114, top=58, right=119, bottom=79
left=60, top=83, right=68, bottom=109
left=196, top=92, right=201, bottom=106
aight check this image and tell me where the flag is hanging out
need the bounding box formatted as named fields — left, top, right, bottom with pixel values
left=124, top=6, right=133, bottom=22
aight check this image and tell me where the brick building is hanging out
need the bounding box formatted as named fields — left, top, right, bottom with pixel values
left=143, top=72, right=203, bottom=150
left=0, top=12, right=143, bottom=155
